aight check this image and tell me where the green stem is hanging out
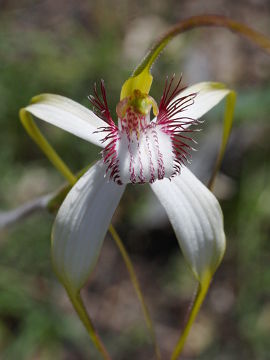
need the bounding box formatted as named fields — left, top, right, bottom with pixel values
left=109, top=224, right=161, bottom=360
left=170, top=276, right=211, bottom=360
left=134, top=15, right=270, bottom=76
left=67, top=289, right=112, bottom=360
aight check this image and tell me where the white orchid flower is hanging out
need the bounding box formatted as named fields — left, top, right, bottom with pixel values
left=23, top=77, right=230, bottom=294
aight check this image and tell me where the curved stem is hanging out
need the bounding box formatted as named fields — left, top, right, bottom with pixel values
left=170, top=276, right=211, bottom=360
left=67, top=289, right=112, bottom=360
left=109, top=224, right=161, bottom=360
left=134, top=15, right=270, bottom=76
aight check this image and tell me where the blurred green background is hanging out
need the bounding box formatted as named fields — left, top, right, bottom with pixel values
left=0, top=1, right=270, bottom=359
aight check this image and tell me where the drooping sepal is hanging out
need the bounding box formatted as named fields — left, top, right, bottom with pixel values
left=150, top=167, right=226, bottom=284
left=51, top=161, right=125, bottom=293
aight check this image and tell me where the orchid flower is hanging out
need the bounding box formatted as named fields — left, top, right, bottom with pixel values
left=23, top=78, right=230, bottom=295
left=18, top=14, right=270, bottom=359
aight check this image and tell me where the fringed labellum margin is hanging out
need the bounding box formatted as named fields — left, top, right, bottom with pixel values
left=89, top=77, right=198, bottom=185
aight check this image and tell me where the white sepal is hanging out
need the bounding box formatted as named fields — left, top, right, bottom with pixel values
left=172, top=82, right=230, bottom=124
left=150, top=167, right=225, bottom=282
left=51, top=161, right=125, bottom=293
left=26, top=94, right=108, bottom=147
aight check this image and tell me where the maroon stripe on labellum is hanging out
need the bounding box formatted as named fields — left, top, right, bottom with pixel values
left=135, top=128, right=146, bottom=184
left=151, top=127, right=165, bottom=180
left=144, top=131, right=156, bottom=183
left=127, top=134, right=137, bottom=184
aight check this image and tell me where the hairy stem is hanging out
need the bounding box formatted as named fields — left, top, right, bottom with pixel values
left=134, top=14, right=270, bottom=76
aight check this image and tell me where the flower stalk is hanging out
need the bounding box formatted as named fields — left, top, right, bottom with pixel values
left=170, top=274, right=211, bottom=360
left=67, top=289, right=112, bottom=360
left=131, top=14, right=270, bottom=88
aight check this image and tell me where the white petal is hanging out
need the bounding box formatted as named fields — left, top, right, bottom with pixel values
left=172, top=82, right=230, bottom=123
left=51, top=161, right=125, bottom=292
left=26, top=94, right=109, bottom=147
left=150, top=167, right=225, bottom=282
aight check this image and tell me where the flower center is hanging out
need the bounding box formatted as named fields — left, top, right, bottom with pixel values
left=116, top=110, right=174, bottom=184
left=89, top=78, right=197, bottom=185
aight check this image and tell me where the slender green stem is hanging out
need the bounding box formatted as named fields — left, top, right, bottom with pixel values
left=134, top=15, right=270, bottom=76
left=109, top=224, right=161, bottom=360
left=67, top=289, right=112, bottom=360
left=170, top=276, right=211, bottom=360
